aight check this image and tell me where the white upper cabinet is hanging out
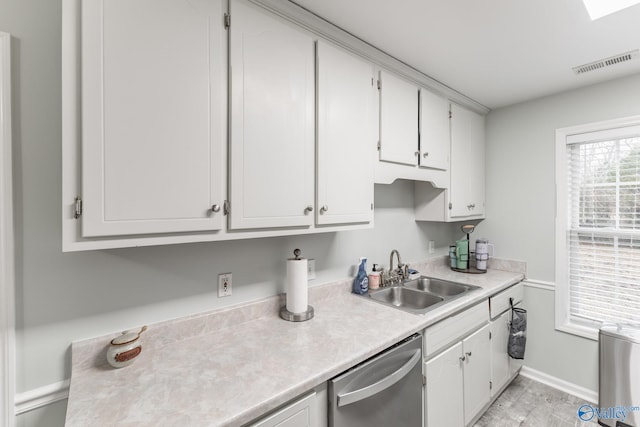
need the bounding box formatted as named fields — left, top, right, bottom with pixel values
left=449, top=103, right=485, bottom=219
left=81, top=0, right=226, bottom=237
left=316, top=41, right=375, bottom=225
left=378, top=70, right=419, bottom=166
left=419, top=89, right=450, bottom=171
left=229, top=0, right=315, bottom=230
left=414, top=103, right=485, bottom=222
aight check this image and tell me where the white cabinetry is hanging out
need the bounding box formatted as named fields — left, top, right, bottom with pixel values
left=425, top=342, right=464, bottom=427
left=462, top=324, right=492, bottom=425
left=419, top=90, right=450, bottom=171
left=424, top=323, right=491, bottom=427
left=80, top=0, right=226, bottom=236
left=316, top=41, right=375, bottom=225
left=489, top=282, right=524, bottom=396
left=378, top=70, right=419, bottom=166
left=229, top=0, right=315, bottom=230
left=414, top=103, right=485, bottom=222
left=490, top=311, right=511, bottom=396
left=251, top=392, right=317, bottom=427
left=449, top=103, right=485, bottom=219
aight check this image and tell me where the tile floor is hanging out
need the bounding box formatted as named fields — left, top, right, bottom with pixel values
left=474, top=375, right=600, bottom=427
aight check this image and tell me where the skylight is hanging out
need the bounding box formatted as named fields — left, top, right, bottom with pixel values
left=582, top=0, right=640, bottom=20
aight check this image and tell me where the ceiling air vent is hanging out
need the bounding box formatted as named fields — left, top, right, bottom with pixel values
left=572, top=49, right=639, bottom=75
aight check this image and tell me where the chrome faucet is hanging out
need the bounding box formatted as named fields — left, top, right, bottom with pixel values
left=383, top=249, right=408, bottom=287
left=389, top=249, right=402, bottom=275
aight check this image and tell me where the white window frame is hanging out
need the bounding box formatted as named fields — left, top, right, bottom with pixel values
left=0, top=30, right=15, bottom=427
left=555, top=114, right=640, bottom=341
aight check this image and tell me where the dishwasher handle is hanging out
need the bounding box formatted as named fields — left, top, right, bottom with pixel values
left=337, top=348, right=421, bottom=407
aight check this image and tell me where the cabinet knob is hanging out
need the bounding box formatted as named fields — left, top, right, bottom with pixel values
left=423, top=152, right=429, bottom=157
left=459, top=356, right=466, bottom=362
left=320, top=205, right=328, bottom=214
left=211, top=204, right=221, bottom=213
left=465, top=351, right=472, bottom=357
left=415, top=151, right=420, bottom=156
left=304, top=206, right=313, bottom=214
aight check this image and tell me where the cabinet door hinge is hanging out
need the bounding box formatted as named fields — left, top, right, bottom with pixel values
left=377, top=141, right=381, bottom=151
left=223, top=200, right=230, bottom=215
left=423, top=374, right=427, bottom=386
left=371, top=77, right=374, bottom=87
left=489, top=331, right=492, bottom=340
left=377, top=79, right=381, bottom=90
left=489, top=381, right=493, bottom=390
left=448, top=202, right=452, bottom=210
left=73, top=197, right=83, bottom=219
left=224, top=13, right=230, bottom=30
left=449, top=110, right=452, bottom=119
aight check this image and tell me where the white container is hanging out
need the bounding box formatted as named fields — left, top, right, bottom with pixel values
left=106, top=326, right=147, bottom=368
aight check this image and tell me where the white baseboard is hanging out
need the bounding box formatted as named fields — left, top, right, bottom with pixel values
left=520, top=365, right=598, bottom=403
left=14, top=380, right=70, bottom=415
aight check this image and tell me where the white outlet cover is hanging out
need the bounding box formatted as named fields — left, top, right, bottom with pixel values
left=307, top=259, right=316, bottom=280
left=218, top=273, right=232, bottom=297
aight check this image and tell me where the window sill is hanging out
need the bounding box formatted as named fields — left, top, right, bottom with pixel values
left=556, top=320, right=599, bottom=341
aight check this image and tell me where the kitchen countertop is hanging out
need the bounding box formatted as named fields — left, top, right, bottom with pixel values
left=65, top=257, right=525, bottom=426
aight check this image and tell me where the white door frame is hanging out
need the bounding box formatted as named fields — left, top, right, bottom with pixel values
left=0, top=30, right=16, bottom=427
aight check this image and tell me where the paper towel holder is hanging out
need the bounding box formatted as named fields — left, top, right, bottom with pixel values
left=280, top=248, right=314, bottom=322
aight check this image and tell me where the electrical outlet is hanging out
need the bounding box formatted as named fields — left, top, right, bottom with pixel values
left=307, top=259, right=316, bottom=280
left=218, top=273, right=232, bottom=297
left=428, top=241, right=435, bottom=254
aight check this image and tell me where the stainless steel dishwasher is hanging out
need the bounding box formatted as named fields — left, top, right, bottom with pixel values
left=329, top=334, right=422, bottom=427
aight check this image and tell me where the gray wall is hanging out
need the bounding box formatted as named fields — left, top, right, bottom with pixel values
left=2, top=2, right=459, bottom=426
left=476, top=72, right=640, bottom=393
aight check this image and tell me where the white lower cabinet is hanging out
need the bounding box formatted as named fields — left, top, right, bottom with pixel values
left=424, top=284, right=524, bottom=427
left=462, top=324, right=492, bottom=425
left=250, top=385, right=327, bottom=427
left=425, top=342, right=464, bottom=427
left=424, top=324, right=491, bottom=427
left=490, top=310, right=511, bottom=397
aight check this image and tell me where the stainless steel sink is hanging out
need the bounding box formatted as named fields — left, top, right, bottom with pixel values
left=369, top=286, right=444, bottom=311
left=367, top=276, right=480, bottom=314
left=403, top=277, right=476, bottom=297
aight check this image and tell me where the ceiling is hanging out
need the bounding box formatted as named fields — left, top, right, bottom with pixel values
left=289, top=0, right=640, bottom=109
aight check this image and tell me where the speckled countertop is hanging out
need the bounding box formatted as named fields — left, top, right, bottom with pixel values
left=65, top=257, right=525, bottom=427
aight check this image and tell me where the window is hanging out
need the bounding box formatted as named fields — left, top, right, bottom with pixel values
left=556, top=116, right=640, bottom=340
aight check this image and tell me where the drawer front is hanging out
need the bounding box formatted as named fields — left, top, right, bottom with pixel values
left=424, top=301, right=488, bottom=358
left=489, top=282, right=524, bottom=319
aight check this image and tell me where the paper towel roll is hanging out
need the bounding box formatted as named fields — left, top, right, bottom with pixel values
left=286, top=258, right=308, bottom=313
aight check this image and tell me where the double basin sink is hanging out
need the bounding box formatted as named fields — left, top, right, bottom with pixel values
left=368, top=276, right=480, bottom=314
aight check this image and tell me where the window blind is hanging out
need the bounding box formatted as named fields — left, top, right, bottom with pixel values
left=566, top=130, right=640, bottom=325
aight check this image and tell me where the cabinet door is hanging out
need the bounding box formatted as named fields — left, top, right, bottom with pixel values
left=379, top=70, right=419, bottom=166
left=251, top=392, right=316, bottom=427
left=449, top=104, right=485, bottom=219
left=490, top=311, right=511, bottom=397
left=425, top=342, right=464, bottom=427
left=462, top=324, right=491, bottom=425
left=316, top=41, right=375, bottom=225
left=419, top=90, right=449, bottom=171
left=229, top=0, right=314, bottom=230
left=81, top=0, right=226, bottom=236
